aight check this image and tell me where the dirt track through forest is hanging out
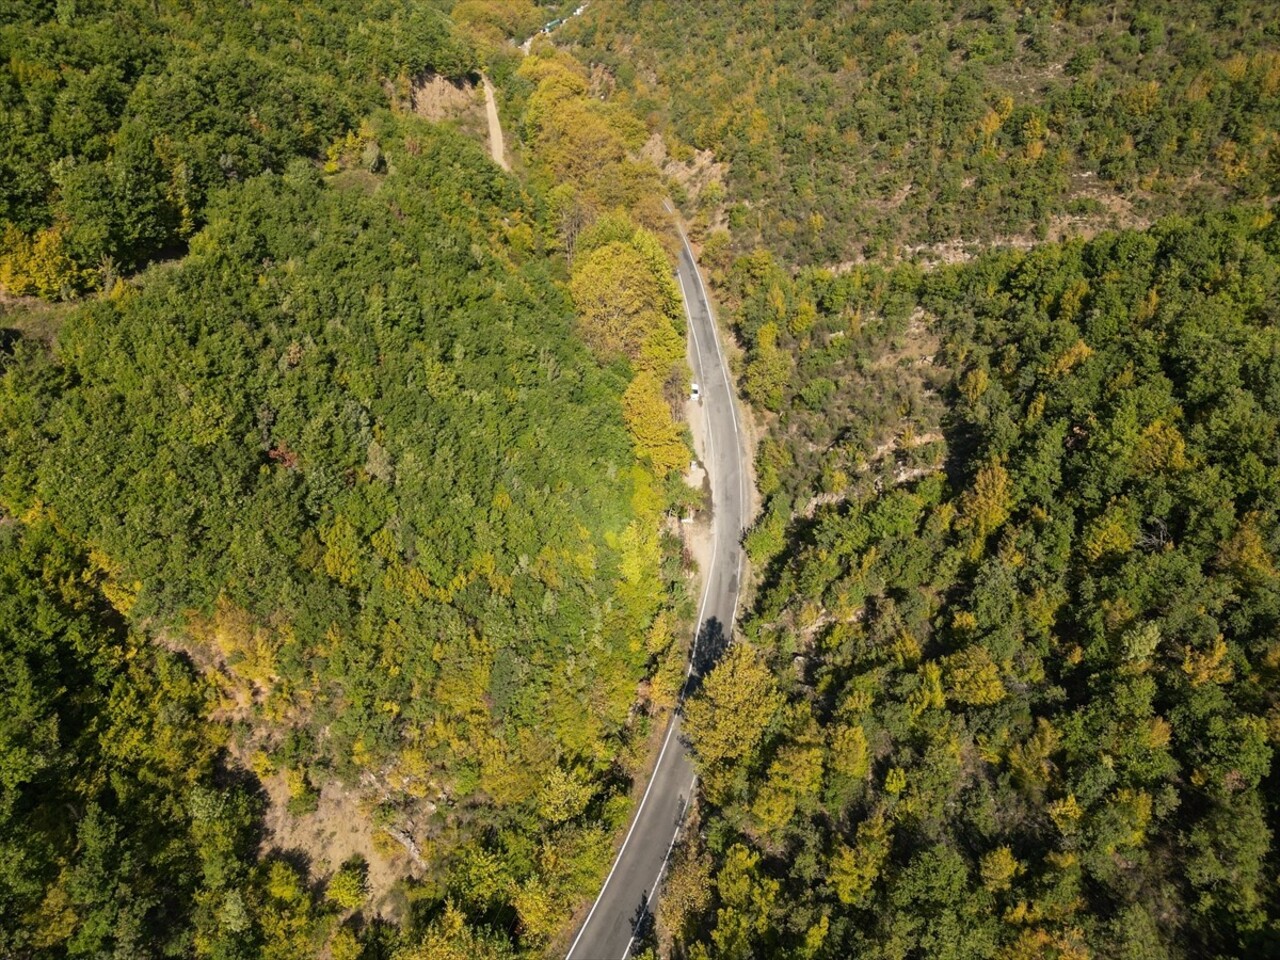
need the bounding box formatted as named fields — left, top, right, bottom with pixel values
left=482, top=76, right=508, bottom=171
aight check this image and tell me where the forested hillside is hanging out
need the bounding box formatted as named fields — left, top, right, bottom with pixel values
left=7, top=1, right=1280, bottom=957
left=1, top=2, right=696, bottom=957
left=0, top=0, right=472, bottom=296
left=671, top=210, right=1280, bottom=959
left=0, top=519, right=261, bottom=955
left=571, top=0, right=1280, bottom=263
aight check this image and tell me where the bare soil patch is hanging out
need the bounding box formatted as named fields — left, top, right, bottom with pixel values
left=257, top=770, right=416, bottom=922
left=0, top=293, right=76, bottom=344
left=642, top=133, right=728, bottom=221
left=409, top=71, right=480, bottom=123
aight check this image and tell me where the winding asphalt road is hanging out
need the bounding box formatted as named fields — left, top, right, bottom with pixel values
left=566, top=208, right=748, bottom=959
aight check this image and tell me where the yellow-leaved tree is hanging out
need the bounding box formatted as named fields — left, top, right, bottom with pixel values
left=0, top=223, right=87, bottom=299
left=395, top=902, right=510, bottom=960
left=980, top=846, right=1023, bottom=892
left=569, top=241, right=666, bottom=362
left=742, top=321, right=793, bottom=411
left=830, top=810, right=893, bottom=906
left=709, top=844, right=780, bottom=959
left=962, top=459, right=1013, bottom=541
left=684, top=643, right=784, bottom=804
left=621, top=370, right=688, bottom=476
left=944, top=644, right=1006, bottom=705
left=751, top=737, right=825, bottom=837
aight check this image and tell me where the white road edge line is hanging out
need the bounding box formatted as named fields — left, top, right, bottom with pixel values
left=670, top=212, right=749, bottom=635
left=565, top=210, right=721, bottom=960
left=619, top=251, right=718, bottom=960
left=609, top=205, right=744, bottom=960
left=674, top=220, right=742, bottom=446
left=678, top=265, right=717, bottom=682
left=621, top=772, right=700, bottom=958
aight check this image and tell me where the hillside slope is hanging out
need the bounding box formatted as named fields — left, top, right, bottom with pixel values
left=562, top=3, right=1280, bottom=958
left=571, top=0, right=1280, bottom=263
left=0, top=3, right=694, bottom=957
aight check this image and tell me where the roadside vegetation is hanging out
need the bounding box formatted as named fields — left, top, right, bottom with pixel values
left=674, top=210, right=1280, bottom=959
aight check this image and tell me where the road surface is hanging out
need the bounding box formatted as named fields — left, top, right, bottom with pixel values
left=566, top=208, right=748, bottom=959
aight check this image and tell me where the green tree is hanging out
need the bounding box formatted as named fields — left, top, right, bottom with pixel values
left=683, top=644, right=784, bottom=803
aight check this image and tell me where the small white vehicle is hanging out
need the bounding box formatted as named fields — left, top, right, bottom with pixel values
left=691, top=383, right=701, bottom=401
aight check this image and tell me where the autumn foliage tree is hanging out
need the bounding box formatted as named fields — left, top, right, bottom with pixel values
left=570, top=241, right=668, bottom=362
left=516, top=50, right=661, bottom=229
left=569, top=212, right=690, bottom=479
left=683, top=643, right=784, bottom=804
left=622, top=370, right=688, bottom=476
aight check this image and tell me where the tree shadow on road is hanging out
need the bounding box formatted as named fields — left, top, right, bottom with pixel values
left=682, top=615, right=728, bottom=699
left=629, top=888, right=657, bottom=952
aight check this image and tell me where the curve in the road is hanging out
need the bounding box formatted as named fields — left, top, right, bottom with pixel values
left=565, top=206, right=748, bottom=960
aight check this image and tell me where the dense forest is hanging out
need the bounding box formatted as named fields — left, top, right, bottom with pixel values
left=0, top=0, right=476, bottom=297
left=570, top=0, right=1280, bottom=263
left=6, top=0, right=1280, bottom=958
left=0, top=518, right=260, bottom=956
left=670, top=210, right=1280, bottom=959
left=1, top=1, right=695, bottom=957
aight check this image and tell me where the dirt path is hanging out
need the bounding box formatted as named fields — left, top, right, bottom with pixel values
left=481, top=76, right=508, bottom=171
